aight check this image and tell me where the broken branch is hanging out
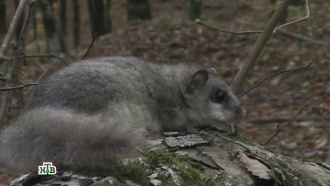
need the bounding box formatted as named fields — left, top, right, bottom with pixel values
left=0, top=83, right=37, bottom=91
left=239, top=62, right=312, bottom=98
left=264, top=109, right=303, bottom=145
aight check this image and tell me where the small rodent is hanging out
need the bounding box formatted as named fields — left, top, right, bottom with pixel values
left=0, top=57, right=242, bottom=174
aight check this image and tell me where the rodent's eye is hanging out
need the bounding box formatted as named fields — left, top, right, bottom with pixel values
left=213, top=89, right=226, bottom=103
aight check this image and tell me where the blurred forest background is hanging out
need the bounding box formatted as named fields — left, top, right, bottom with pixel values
left=0, top=0, right=329, bottom=164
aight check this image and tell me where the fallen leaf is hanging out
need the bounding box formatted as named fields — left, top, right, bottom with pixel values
left=315, top=137, right=328, bottom=149
left=237, top=151, right=272, bottom=180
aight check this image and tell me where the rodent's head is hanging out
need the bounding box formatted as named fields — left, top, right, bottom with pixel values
left=181, top=68, right=243, bottom=127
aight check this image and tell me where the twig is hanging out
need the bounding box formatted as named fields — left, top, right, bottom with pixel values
left=19, top=54, right=68, bottom=66
left=274, top=0, right=310, bottom=31
left=26, top=62, right=58, bottom=94
left=249, top=115, right=330, bottom=124
left=0, top=0, right=28, bottom=63
left=195, top=19, right=263, bottom=34
left=0, top=76, right=6, bottom=81
left=231, top=0, right=292, bottom=94
left=1, top=56, right=11, bottom=61
left=82, top=25, right=97, bottom=59
left=34, top=61, right=59, bottom=83
left=276, top=29, right=330, bottom=46
left=239, top=62, right=312, bottom=98
left=0, top=83, right=37, bottom=91
left=264, top=109, right=303, bottom=145
left=0, top=1, right=35, bottom=125
left=196, top=0, right=310, bottom=36
left=235, top=18, right=330, bottom=47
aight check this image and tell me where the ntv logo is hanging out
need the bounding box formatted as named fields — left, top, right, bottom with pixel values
left=38, top=162, right=57, bottom=175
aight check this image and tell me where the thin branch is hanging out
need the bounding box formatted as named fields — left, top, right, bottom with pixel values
left=13, top=62, right=60, bottom=107
left=234, top=18, right=330, bottom=47
left=0, top=83, right=37, bottom=91
left=231, top=0, right=292, bottom=94
left=195, top=19, right=263, bottom=34
left=0, top=1, right=35, bottom=125
left=264, top=109, right=303, bottom=145
left=0, top=0, right=28, bottom=63
left=239, top=62, right=312, bottom=98
left=249, top=115, right=330, bottom=124
left=34, top=61, right=59, bottom=83
left=1, top=56, right=11, bottom=61
left=83, top=25, right=97, bottom=59
left=196, top=0, right=310, bottom=36
left=274, top=0, right=310, bottom=31
left=276, top=29, right=330, bottom=46
left=19, top=54, right=68, bottom=66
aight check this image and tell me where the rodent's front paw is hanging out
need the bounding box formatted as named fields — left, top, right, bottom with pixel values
left=136, top=127, right=150, bottom=137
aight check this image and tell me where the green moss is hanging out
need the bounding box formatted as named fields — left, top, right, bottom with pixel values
left=285, top=168, right=309, bottom=186
left=146, top=148, right=188, bottom=168
left=231, top=133, right=254, bottom=145
left=68, top=148, right=220, bottom=185
left=273, top=159, right=309, bottom=186
left=90, top=181, right=110, bottom=186
left=146, top=148, right=220, bottom=186
left=113, top=160, right=151, bottom=185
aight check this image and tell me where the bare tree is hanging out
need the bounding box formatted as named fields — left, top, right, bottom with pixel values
left=72, top=0, right=80, bottom=48
left=187, top=0, right=202, bottom=21
left=0, top=0, right=6, bottom=34
left=38, top=0, right=65, bottom=54
left=126, top=0, right=151, bottom=24
left=13, top=0, right=24, bottom=41
left=58, top=0, right=67, bottom=36
left=88, top=0, right=112, bottom=37
left=105, top=0, right=112, bottom=33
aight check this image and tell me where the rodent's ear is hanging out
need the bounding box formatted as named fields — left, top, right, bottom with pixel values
left=206, top=68, right=217, bottom=75
left=186, top=70, right=209, bottom=94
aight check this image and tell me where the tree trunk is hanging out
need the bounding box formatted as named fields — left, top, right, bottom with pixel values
left=13, top=0, right=24, bottom=41
left=58, top=0, right=66, bottom=36
left=126, top=0, right=152, bottom=24
left=38, top=0, right=64, bottom=55
left=6, top=132, right=330, bottom=186
left=0, top=0, right=6, bottom=34
left=88, top=0, right=111, bottom=37
left=104, top=0, right=112, bottom=33
left=187, top=0, right=202, bottom=21
left=72, top=0, right=80, bottom=48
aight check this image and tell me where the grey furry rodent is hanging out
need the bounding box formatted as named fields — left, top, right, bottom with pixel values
left=0, top=57, right=241, bottom=173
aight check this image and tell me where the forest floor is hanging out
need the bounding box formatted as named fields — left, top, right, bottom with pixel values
left=1, top=0, right=330, bottom=165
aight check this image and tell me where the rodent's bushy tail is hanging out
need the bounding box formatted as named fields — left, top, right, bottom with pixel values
left=0, top=107, right=145, bottom=173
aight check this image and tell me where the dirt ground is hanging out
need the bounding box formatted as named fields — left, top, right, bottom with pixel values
left=1, top=0, right=329, bottom=165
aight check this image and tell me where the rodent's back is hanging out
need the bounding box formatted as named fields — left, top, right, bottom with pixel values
left=26, top=56, right=242, bottom=131
left=26, top=57, right=159, bottom=113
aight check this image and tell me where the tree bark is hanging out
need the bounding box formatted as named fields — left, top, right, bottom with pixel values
left=6, top=132, right=330, bottom=185
left=162, top=132, right=330, bottom=186
left=126, top=0, right=152, bottom=24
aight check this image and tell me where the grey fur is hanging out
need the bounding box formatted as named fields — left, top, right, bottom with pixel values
left=0, top=107, right=144, bottom=173
left=0, top=57, right=241, bottom=173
